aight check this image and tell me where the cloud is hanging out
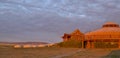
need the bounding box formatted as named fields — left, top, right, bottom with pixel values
left=0, top=0, right=120, bottom=42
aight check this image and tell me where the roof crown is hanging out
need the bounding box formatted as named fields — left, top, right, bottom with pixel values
left=71, top=29, right=83, bottom=35
left=103, top=22, right=119, bottom=28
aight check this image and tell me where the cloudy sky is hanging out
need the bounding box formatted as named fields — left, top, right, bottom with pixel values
left=0, top=0, right=120, bottom=43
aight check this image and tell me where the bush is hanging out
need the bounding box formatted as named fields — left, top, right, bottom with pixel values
left=94, top=42, right=118, bottom=48
left=57, top=40, right=83, bottom=48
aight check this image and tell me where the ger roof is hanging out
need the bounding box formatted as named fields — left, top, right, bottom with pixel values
left=85, top=22, right=120, bottom=36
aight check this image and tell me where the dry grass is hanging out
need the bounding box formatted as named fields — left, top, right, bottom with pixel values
left=0, top=45, right=79, bottom=58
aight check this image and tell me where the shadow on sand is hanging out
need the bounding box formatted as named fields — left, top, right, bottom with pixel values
left=103, top=49, right=120, bottom=58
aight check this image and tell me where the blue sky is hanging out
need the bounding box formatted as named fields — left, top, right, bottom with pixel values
left=0, top=0, right=120, bottom=43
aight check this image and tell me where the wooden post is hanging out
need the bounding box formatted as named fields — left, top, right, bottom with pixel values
left=118, top=40, right=120, bottom=48
left=91, top=40, right=94, bottom=48
left=87, top=40, right=91, bottom=48
left=82, top=40, right=84, bottom=48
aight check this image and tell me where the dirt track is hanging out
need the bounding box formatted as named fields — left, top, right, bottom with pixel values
left=52, top=49, right=113, bottom=58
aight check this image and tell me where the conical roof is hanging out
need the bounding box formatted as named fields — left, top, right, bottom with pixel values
left=71, top=29, right=84, bottom=35
left=86, top=22, right=120, bottom=36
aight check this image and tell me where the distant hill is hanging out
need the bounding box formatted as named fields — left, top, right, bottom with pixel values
left=0, top=42, right=48, bottom=45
